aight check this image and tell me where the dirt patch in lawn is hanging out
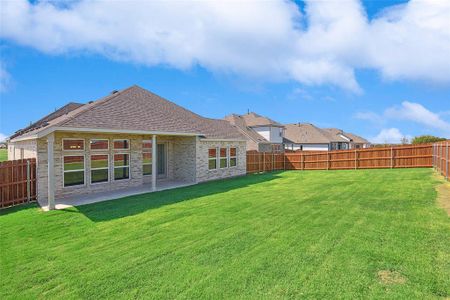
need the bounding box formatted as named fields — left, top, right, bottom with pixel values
left=436, top=181, right=450, bottom=216
left=378, top=270, right=407, bottom=285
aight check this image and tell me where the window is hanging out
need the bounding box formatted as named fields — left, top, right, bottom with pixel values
left=114, top=154, right=129, bottom=180
left=229, top=147, right=237, bottom=167
left=63, top=139, right=84, bottom=151
left=208, top=148, right=217, bottom=170
left=114, top=139, right=129, bottom=150
left=63, top=155, right=85, bottom=187
left=143, top=140, right=152, bottom=175
left=91, top=154, right=109, bottom=184
left=220, top=148, right=228, bottom=168
left=90, top=139, right=109, bottom=150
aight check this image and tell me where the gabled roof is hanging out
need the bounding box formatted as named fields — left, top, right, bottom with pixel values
left=224, top=114, right=270, bottom=143
left=284, top=123, right=333, bottom=144
left=323, top=128, right=369, bottom=144
left=239, top=112, right=283, bottom=127
left=284, top=123, right=370, bottom=144
left=11, top=85, right=245, bottom=141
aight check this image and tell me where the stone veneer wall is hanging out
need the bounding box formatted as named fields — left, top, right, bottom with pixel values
left=195, top=139, right=247, bottom=182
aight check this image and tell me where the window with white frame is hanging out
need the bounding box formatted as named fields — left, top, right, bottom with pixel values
left=90, top=139, right=109, bottom=151
left=63, top=139, right=84, bottom=151
left=114, top=139, right=129, bottom=150
left=91, top=154, right=109, bottom=184
left=219, top=148, right=228, bottom=168
left=114, top=153, right=129, bottom=180
left=229, top=147, right=237, bottom=167
left=143, top=140, right=152, bottom=175
left=208, top=148, right=217, bottom=170
left=63, top=155, right=85, bottom=187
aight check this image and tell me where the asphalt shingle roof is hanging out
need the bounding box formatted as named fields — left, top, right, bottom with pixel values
left=11, top=85, right=245, bottom=140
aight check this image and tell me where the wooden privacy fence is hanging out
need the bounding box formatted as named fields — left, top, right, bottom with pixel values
left=433, top=141, right=449, bottom=181
left=247, top=144, right=433, bottom=173
left=0, top=159, right=37, bottom=209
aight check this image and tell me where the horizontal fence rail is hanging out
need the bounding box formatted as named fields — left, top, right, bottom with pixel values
left=432, top=141, right=449, bottom=181
left=0, top=158, right=37, bottom=209
left=247, top=144, right=433, bottom=174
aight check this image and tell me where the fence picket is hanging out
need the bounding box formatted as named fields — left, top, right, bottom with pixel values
left=0, top=158, right=37, bottom=209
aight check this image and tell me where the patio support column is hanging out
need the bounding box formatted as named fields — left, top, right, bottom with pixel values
left=152, top=135, right=157, bottom=191
left=47, top=133, right=55, bottom=210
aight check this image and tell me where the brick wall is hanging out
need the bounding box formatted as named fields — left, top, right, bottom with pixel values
left=195, top=139, right=246, bottom=182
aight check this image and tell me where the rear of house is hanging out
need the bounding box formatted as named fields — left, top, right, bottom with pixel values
left=224, top=112, right=284, bottom=152
left=8, top=85, right=247, bottom=209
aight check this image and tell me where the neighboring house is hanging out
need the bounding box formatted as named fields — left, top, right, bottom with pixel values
left=224, top=112, right=284, bottom=152
left=8, top=85, right=247, bottom=209
left=283, top=123, right=370, bottom=151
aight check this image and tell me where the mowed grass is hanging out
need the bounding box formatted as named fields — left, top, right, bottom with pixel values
left=0, top=148, right=7, bottom=161
left=1, top=169, right=449, bottom=299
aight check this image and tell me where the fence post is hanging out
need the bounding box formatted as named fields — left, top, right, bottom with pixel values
left=283, top=153, right=286, bottom=171
left=354, top=149, right=357, bottom=170
left=26, top=160, right=31, bottom=203
left=272, top=151, right=274, bottom=172
left=327, top=152, right=330, bottom=170
left=263, top=152, right=265, bottom=172
left=390, top=147, right=393, bottom=169
left=433, top=144, right=435, bottom=169
left=445, top=142, right=448, bottom=180
left=301, top=152, right=304, bottom=170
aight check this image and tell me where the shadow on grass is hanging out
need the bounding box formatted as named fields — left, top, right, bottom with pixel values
left=74, top=172, right=281, bottom=222
left=0, top=202, right=39, bottom=216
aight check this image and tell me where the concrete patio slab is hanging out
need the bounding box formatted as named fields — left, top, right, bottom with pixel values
left=41, top=179, right=194, bottom=211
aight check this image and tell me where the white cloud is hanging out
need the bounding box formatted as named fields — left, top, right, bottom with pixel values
left=0, top=133, right=8, bottom=142
left=355, top=101, right=450, bottom=136
left=385, top=101, right=450, bottom=132
left=354, top=111, right=384, bottom=123
left=370, top=128, right=410, bottom=144
left=1, top=0, right=450, bottom=92
left=0, top=62, right=10, bottom=92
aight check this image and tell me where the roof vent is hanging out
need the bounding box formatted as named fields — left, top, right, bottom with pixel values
left=88, top=100, right=94, bottom=104
left=111, top=90, right=119, bottom=94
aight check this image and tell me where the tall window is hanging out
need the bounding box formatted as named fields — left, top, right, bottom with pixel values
left=208, top=148, right=217, bottom=170
left=229, top=148, right=237, bottom=167
left=143, top=140, right=152, bottom=175
left=220, top=148, right=228, bottom=168
left=114, top=154, right=129, bottom=180
left=63, top=155, right=85, bottom=187
left=91, top=154, right=109, bottom=184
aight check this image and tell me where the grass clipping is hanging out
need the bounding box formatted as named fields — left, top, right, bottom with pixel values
left=378, top=270, right=407, bottom=285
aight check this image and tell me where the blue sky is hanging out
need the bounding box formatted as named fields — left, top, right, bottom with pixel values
left=1, top=0, right=449, bottom=143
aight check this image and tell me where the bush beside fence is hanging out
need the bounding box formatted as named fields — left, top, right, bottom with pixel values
left=247, top=144, right=434, bottom=174
left=0, top=159, right=37, bottom=209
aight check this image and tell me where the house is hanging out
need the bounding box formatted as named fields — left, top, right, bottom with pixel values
left=224, top=112, right=284, bottom=152
left=283, top=123, right=370, bottom=151
left=8, top=85, right=247, bottom=210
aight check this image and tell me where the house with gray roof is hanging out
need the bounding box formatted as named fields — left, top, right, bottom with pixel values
left=284, top=123, right=370, bottom=151
left=8, top=85, right=247, bottom=210
left=224, top=112, right=284, bottom=152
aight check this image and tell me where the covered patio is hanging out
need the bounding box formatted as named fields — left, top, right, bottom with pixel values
left=42, top=178, right=194, bottom=211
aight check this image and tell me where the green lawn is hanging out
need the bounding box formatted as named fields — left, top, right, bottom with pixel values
left=1, top=169, right=449, bottom=299
left=0, top=148, right=7, bottom=161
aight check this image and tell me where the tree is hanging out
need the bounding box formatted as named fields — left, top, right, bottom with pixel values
left=400, top=137, right=409, bottom=145
left=411, top=135, right=446, bottom=144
